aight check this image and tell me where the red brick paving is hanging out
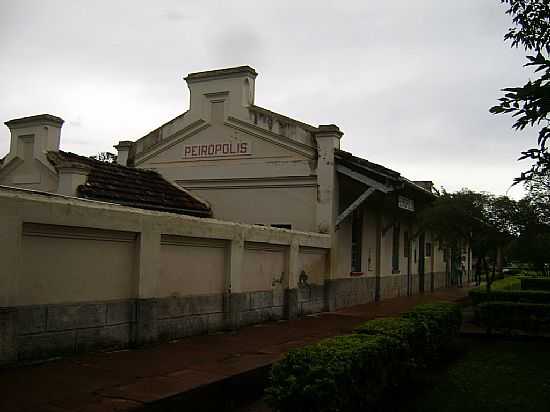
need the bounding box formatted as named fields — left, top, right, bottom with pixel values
left=0, top=288, right=470, bottom=412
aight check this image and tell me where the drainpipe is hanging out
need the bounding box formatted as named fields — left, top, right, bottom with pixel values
left=430, top=241, right=435, bottom=292
left=375, top=210, right=382, bottom=301
left=407, top=223, right=412, bottom=296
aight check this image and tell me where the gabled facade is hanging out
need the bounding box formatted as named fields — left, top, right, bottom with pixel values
left=124, top=66, right=322, bottom=233
left=0, top=67, right=470, bottom=365
left=117, top=66, right=463, bottom=301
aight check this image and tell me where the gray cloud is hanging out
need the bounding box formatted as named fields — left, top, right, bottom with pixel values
left=0, top=0, right=535, bottom=198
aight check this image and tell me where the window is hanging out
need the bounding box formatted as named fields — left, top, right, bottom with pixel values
left=392, top=224, right=400, bottom=273
left=404, top=231, right=410, bottom=258
left=426, top=242, right=432, bottom=257
left=351, top=211, right=362, bottom=273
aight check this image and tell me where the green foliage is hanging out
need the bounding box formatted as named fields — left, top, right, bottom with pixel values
left=354, top=317, right=427, bottom=363
left=469, top=276, right=550, bottom=305
left=521, top=277, right=550, bottom=290
left=419, top=190, right=517, bottom=270
left=470, top=289, right=550, bottom=305
left=508, top=190, right=550, bottom=271
left=402, top=303, right=463, bottom=358
left=524, top=173, right=550, bottom=225
left=267, top=303, right=462, bottom=412
left=421, top=187, right=550, bottom=276
left=418, top=189, right=487, bottom=251
left=471, top=276, right=522, bottom=292
left=266, top=334, right=406, bottom=412
left=501, top=0, right=550, bottom=51
left=490, top=0, right=550, bottom=184
left=493, top=275, right=522, bottom=290
left=478, top=301, right=550, bottom=333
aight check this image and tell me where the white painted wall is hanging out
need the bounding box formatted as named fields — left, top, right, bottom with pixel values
left=0, top=186, right=330, bottom=307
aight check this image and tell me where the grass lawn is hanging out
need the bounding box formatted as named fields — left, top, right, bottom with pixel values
left=405, top=337, right=550, bottom=412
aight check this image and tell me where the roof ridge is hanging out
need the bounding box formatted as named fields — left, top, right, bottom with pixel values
left=335, top=149, right=436, bottom=198
left=250, top=105, right=319, bottom=131
left=53, top=150, right=159, bottom=174
left=335, top=149, right=401, bottom=178
left=46, top=150, right=212, bottom=216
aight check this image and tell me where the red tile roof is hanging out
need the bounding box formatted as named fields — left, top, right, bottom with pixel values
left=47, top=151, right=212, bottom=217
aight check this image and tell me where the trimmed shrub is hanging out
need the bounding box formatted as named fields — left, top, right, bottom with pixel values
left=470, top=276, right=521, bottom=293
left=493, top=276, right=522, bottom=290
left=266, top=334, right=407, bottom=412
left=470, top=289, right=550, bottom=305
left=521, top=277, right=550, bottom=291
left=267, top=302, right=463, bottom=412
left=402, top=303, right=462, bottom=358
left=354, top=317, right=427, bottom=362
left=478, top=302, right=550, bottom=334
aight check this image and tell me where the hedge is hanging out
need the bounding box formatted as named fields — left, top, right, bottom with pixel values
left=470, top=289, right=550, bottom=305
left=354, top=317, right=426, bottom=362
left=266, top=334, right=407, bottom=412
left=493, top=276, right=522, bottom=290
left=401, top=303, right=462, bottom=359
left=267, top=303, right=462, bottom=412
left=521, top=277, right=550, bottom=291
left=470, top=276, right=521, bottom=294
left=478, top=302, right=550, bottom=334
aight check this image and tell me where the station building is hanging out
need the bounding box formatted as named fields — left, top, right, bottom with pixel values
left=0, top=66, right=456, bottom=315
left=118, top=66, right=452, bottom=300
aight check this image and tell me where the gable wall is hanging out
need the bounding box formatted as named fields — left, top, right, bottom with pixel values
left=0, top=159, right=58, bottom=193
left=136, top=120, right=319, bottom=232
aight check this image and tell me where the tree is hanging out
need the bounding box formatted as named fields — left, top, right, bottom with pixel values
left=509, top=176, right=550, bottom=273
left=490, top=0, right=550, bottom=185
left=419, top=190, right=518, bottom=292
left=90, top=152, right=117, bottom=163
left=524, top=171, right=550, bottom=225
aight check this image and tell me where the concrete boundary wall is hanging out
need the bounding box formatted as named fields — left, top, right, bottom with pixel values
left=325, top=271, right=450, bottom=311
left=15, top=300, right=135, bottom=361
left=0, top=186, right=450, bottom=365
left=0, top=186, right=329, bottom=364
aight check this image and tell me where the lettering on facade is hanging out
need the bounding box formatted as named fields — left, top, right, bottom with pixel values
left=398, top=195, right=415, bottom=212
left=182, top=142, right=251, bottom=159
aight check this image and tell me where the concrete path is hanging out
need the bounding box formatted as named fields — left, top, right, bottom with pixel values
left=0, top=288, right=470, bottom=412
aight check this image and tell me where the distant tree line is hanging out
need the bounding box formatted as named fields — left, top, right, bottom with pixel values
left=419, top=178, right=550, bottom=291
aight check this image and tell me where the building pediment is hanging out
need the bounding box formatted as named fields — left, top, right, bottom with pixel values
left=134, top=115, right=317, bottom=171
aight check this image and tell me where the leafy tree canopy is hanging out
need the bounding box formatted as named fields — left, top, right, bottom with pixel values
left=419, top=189, right=516, bottom=257
left=420, top=186, right=550, bottom=276
left=490, top=0, right=550, bottom=184
left=524, top=171, right=550, bottom=225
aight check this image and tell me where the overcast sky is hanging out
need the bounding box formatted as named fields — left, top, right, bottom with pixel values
left=0, top=0, right=538, bottom=198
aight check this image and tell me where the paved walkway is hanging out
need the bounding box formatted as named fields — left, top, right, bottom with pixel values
left=0, top=288, right=470, bottom=412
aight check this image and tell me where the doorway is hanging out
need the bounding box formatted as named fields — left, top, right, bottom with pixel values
left=418, top=233, right=425, bottom=293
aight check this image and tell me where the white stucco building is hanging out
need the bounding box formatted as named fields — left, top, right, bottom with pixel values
left=0, top=66, right=457, bottom=304
left=0, top=65, right=468, bottom=364
left=118, top=65, right=450, bottom=298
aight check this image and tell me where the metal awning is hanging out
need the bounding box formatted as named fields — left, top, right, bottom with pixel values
left=335, top=164, right=394, bottom=228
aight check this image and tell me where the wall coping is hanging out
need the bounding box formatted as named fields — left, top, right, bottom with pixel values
left=0, top=185, right=330, bottom=248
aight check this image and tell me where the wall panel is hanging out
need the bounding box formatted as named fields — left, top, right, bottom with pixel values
left=159, top=236, right=227, bottom=297
left=19, top=223, right=136, bottom=305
